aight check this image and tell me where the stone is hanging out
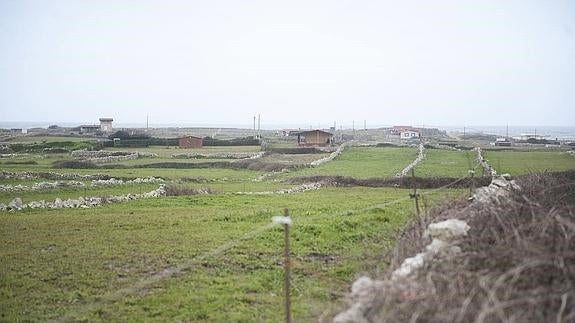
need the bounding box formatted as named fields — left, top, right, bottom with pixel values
left=8, top=198, right=23, bottom=210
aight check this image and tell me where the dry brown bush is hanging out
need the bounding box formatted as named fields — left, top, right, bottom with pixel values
left=363, top=171, right=575, bottom=322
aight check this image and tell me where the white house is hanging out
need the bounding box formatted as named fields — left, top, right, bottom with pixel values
left=400, top=130, right=420, bottom=139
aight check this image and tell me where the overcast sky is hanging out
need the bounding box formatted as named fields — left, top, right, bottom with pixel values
left=1, top=0, right=574, bottom=128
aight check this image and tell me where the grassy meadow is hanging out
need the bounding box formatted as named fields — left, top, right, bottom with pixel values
left=281, top=147, right=418, bottom=179
left=1, top=137, right=575, bottom=321
left=414, top=149, right=480, bottom=178
left=483, top=150, right=575, bottom=175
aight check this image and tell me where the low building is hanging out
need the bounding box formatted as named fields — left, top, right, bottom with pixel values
left=179, top=136, right=203, bottom=149
left=297, top=130, right=333, bottom=147
left=494, top=137, right=512, bottom=146
left=400, top=130, right=420, bottom=139
left=99, top=118, right=114, bottom=132
left=79, top=125, right=100, bottom=134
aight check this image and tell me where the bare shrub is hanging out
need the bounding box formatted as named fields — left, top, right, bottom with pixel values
left=164, top=185, right=216, bottom=196
left=362, top=170, right=575, bottom=322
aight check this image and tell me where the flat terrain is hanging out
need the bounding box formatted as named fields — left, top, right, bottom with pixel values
left=1, top=135, right=575, bottom=321
left=415, top=149, right=479, bottom=178
left=282, top=147, right=418, bottom=179
left=483, top=150, right=575, bottom=175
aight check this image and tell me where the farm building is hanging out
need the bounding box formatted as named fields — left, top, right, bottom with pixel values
left=79, top=125, right=100, bottom=134
left=10, top=128, right=24, bottom=134
left=99, top=118, right=114, bottom=132
left=297, top=130, right=333, bottom=147
left=493, top=137, right=512, bottom=146
left=400, top=130, right=420, bottom=139
left=179, top=136, right=203, bottom=148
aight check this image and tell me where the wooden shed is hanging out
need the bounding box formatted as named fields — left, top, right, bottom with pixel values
left=179, top=136, right=203, bottom=149
left=297, top=130, right=333, bottom=147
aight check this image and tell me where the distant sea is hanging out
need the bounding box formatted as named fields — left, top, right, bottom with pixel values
left=438, top=126, right=575, bottom=140
left=1, top=122, right=574, bottom=141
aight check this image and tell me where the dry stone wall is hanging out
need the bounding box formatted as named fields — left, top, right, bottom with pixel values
left=396, top=143, right=425, bottom=177
left=0, top=185, right=166, bottom=212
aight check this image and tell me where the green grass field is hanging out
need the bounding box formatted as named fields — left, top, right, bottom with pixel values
left=2, top=140, right=574, bottom=321
left=415, top=149, right=480, bottom=178
left=0, top=187, right=460, bottom=322
left=483, top=150, right=575, bottom=175
left=282, top=147, right=418, bottom=179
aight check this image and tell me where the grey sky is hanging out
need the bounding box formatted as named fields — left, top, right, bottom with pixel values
left=1, top=0, right=574, bottom=128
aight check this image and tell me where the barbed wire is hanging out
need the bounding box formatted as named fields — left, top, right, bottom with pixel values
left=50, top=162, right=481, bottom=321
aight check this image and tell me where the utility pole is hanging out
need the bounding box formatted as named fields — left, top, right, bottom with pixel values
left=253, top=116, right=256, bottom=137
left=463, top=126, right=466, bottom=138
left=257, top=114, right=261, bottom=138
left=506, top=124, right=509, bottom=139
left=146, top=115, right=149, bottom=130
left=364, top=120, right=366, bottom=131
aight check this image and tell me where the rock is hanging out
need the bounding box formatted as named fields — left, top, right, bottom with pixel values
left=53, top=198, right=63, bottom=208
left=424, top=219, right=470, bottom=241
left=392, top=252, right=427, bottom=280
left=8, top=198, right=23, bottom=210
left=333, top=303, right=370, bottom=323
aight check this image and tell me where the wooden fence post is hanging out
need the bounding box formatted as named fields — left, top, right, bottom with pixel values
left=283, top=208, right=292, bottom=323
left=410, top=168, right=420, bottom=216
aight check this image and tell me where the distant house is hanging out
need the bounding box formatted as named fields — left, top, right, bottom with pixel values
left=400, top=130, right=420, bottom=139
left=297, top=130, right=333, bottom=147
left=79, top=125, right=100, bottom=134
left=179, top=136, right=203, bottom=149
left=99, top=118, right=114, bottom=132
left=392, top=126, right=418, bottom=135
left=10, top=128, right=23, bottom=135
left=494, top=137, right=512, bottom=146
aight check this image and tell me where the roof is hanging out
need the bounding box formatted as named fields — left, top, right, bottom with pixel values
left=299, top=129, right=333, bottom=136
left=180, top=135, right=203, bottom=139
left=80, top=125, right=100, bottom=128
left=99, top=118, right=114, bottom=122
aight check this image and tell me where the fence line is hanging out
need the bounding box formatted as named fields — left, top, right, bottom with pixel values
left=51, top=175, right=470, bottom=321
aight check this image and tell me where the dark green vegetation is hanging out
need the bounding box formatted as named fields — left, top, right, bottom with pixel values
left=1, top=135, right=575, bottom=322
